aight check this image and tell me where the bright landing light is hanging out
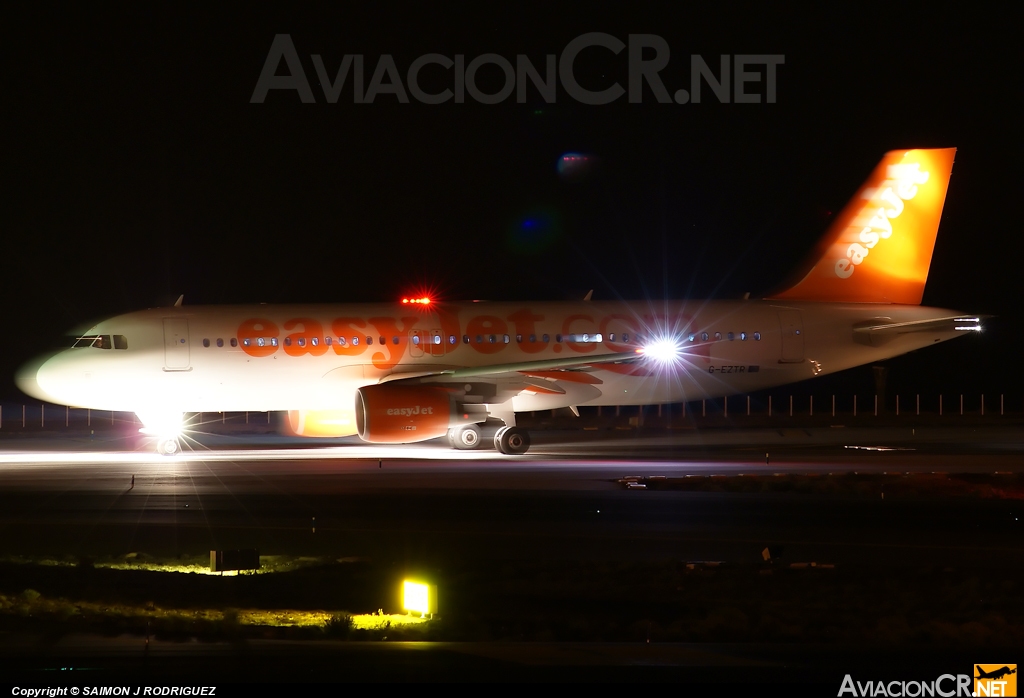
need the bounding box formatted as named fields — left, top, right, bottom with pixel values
left=637, top=337, right=684, bottom=364
left=135, top=411, right=185, bottom=440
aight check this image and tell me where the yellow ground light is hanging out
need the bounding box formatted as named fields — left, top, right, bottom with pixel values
left=0, top=556, right=431, bottom=630
left=350, top=613, right=427, bottom=629
left=0, top=595, right=429, bottom=630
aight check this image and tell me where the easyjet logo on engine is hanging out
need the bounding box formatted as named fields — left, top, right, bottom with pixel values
left=834, top=162, right=930, bottom=279
left=386, top=406, right=435, bottom=417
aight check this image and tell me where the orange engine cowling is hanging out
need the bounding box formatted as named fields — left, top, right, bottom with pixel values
left=287, top=409, right=359, bottom=437
left=355, top=385, right=453, bottom=443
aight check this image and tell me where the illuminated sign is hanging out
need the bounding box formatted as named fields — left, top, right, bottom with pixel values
left=402, top=580, right=437, bottom=617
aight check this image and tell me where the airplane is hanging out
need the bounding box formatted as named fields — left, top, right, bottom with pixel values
left=976, top=666, right=1016, bottom=681
left=16, top=147, right=981, bottom=455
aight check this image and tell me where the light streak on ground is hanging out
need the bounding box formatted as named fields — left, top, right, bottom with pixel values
left=0, top=444, right=518, bottom=467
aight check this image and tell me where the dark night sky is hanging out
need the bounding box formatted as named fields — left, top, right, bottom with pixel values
left=3, top=5, right=1019, bottom=401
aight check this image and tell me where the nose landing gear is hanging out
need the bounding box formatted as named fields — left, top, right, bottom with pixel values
left=136, top=411, right=185, bottom=455
left=156, top=438, right=180, bottom=455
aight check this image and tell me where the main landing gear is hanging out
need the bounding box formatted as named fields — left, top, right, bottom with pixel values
left=446, top=423, right=532, bottom=455
left=448, top=423, right=482, bottom=449
left=494, top=426, right=530, bottom=455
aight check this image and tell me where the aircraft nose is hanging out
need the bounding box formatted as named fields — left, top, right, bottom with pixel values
left=15, top=351, right=63, bottom=403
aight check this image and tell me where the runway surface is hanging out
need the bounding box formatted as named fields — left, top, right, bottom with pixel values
left=0, top=428, right=1021, bottom=565
left=0, top=427, right=1021, bottom=684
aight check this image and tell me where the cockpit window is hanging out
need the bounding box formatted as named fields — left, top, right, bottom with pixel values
left=113, top=335, right=128, bottom=350
left=73, top=335, right=112, bottom=349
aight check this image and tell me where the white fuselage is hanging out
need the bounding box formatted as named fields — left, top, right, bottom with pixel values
left=18, top=300, right=971, bottom=417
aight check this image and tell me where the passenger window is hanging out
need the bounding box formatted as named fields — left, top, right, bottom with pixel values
left=529, top=334, right=536, bottom=343
left=257, top=337, right=265, bottom=347
left=688, top=334, right=695, bottom=342
left=714, top=332, right=722, bottom=341
left=516, top=334, right=522, bottom=343
left=367, top=336, right=373, bottom=345
left=339, top=336, right=347, bottom=346
left=463, top=335, right=470, bottom=344
left=433, top=335, right=440, bottom=345
left=203, top=339, right=210, bottom=348
left=381, top=336, right=387, bottom=345
left=271, top=337, right=278, bottom=347
left=728, top=332, right=735, bottom=341
left=352, top=337, right=359, bottom=346
left=232, top=338, right=239, bottom=347
left=740, top=332, right=747, bottom=341
left=555, top=334, right=563, bottom=343
left=542, top=334, right=549, bottom=343
left=298, top=338, right=306, bottom=347
left=754, top=332, right=761, bottom=341
left=412, top=335, right=420, bottom=345
left=243, top=338, right=250, bottom=347
left=311, top=337, right=318, bottom=347
left=394, top=337, right=400, bottom=345
left=325, top=336, right=332, bottom=346
left=609, top=333, right=616, bottom=342
left=284, top=338, right=292, bottom=346
left=622, top=334, right=629, bottom=343
left=476, top=335, right=482, bottom=343
left=701, top=332, right=708, bottom=341
left=489, top=335, right=496, bottom=344
left=449, top=335, right=456, bottom=344
left=503, top=334, right=510, bottom=344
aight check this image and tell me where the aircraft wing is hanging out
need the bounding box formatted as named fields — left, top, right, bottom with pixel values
left=381, top=350, right=642, bottom=383
left=378, top=350, right=658, bottom=403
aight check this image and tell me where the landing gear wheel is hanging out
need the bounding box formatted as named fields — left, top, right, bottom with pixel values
left=156, top=438, right=179, bottom=456
left=450, top=424, right=482, bottom=450
left=494, top=426, right=531, bottom=455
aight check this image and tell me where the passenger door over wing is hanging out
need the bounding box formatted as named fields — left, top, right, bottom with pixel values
left=163, top=318, right=190, bottom=370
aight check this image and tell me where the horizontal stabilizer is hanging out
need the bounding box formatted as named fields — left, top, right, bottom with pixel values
left=853, top=315, right=986, bottom=346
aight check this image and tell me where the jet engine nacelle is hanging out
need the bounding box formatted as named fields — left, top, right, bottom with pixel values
left=355, top=385, right=454, bottom=443
left=287, top=409, right=359, bottom=437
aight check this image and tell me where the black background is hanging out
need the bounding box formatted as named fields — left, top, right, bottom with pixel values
left=4, top=5, right=1018, bottom=401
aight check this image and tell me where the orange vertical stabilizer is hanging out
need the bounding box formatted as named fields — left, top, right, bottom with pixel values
left=770, top=148, right=956, bottom=305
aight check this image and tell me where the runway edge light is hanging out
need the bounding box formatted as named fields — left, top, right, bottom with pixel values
left=402, top=580, right=437, bottom=617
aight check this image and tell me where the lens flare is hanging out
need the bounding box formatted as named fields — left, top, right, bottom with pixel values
left=637, top=336, right=684, bottom=365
